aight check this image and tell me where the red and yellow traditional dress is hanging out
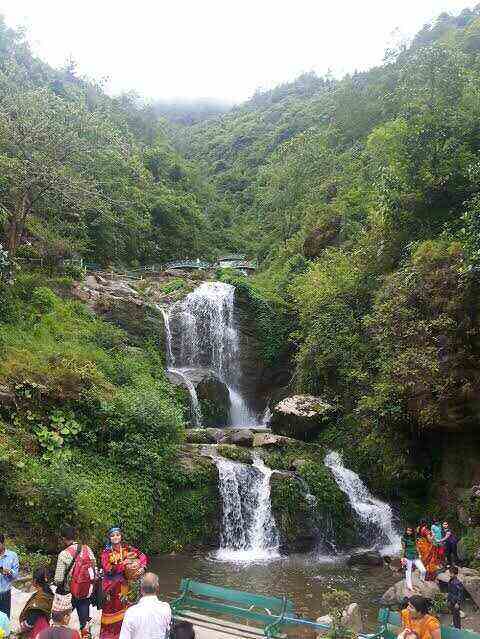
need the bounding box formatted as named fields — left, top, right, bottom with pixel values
left=99, top=544, right=147, bottom=639
left=416, top=525, right=442, bottom=580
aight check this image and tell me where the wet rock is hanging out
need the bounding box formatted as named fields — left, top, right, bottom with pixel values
left=348, top=550, right=384, bottom=566
left=270, top=472, right=318, bottom=552
left=205, top=428, right=226, bottom=443
left=271, top=395, right=337, bottom=441
left=438, top=567, right=480, bottom=607
left=315, top=603, right=363, bottom=638
left=185, top=429, right=218, bottom=444
left=252, top=433, right=297, bottom=447
left=196, top=373, right=230, bottom=427
left=381, top=573, right=440, bottom=605
left=222, top=429, right=254, bottom=447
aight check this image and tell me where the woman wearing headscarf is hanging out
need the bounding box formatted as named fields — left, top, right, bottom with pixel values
left=99, top=527, right=147, bottom=639
left=19, top=567, right=54, bottom=638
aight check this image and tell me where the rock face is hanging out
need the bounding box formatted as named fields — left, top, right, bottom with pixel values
left=348, top=550, right=384, bottom=566
left=316, top=603, right=363, bottom=638
left=196, top=372, right=230, bottom=427
left=221, top=429, right=254, bottom=447
left=270, top=471, right=318, bottom=552
left=381, top=573, right=440, bottom=605
left=271, top=395, right=337, bottom=441
left=438, top=567, right=480, bottom=607
left=253, top=433, right=297, bottom=447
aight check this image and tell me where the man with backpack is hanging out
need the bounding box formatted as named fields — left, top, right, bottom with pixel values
left=54, top=526, right=97, bottom=639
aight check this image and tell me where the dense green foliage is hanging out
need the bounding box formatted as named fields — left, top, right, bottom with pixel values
left=3, top=5, right=480, bottom=552
left=168, top=8, right=480, bottom=511
left=0, top=18, right=227, bottom=265
left=0, top=271, right=223, bottom=552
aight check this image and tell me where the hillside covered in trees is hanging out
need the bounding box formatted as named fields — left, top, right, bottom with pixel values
left=2, top=5, right=480, bottom=557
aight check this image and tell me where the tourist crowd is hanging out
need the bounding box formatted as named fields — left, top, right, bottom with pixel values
left=0, top=527, right=193, bottom=639
left=0, top=519, right=467, bottom=639
left=401, top=519, right=463, bottom=631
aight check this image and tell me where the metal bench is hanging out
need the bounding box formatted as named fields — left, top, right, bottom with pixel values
left=171, top=579, right=294, bottom=637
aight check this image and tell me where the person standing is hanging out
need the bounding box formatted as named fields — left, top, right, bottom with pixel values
left=442, top=522, right=459, bottom=566
left=54, top=526, right=97, bottom=639
left=401, top=526, right=426, bottom=591
left=416, top=520, right=442, bottom=580
left=447, top=565, right=464, bottom=629
left=37, top=593, right=81, bottom=639
left=0, top=534, right=19, bottom=619
left=119, top=573, right=171, bottom=639
left=18, top=567, right=54, bottom=638
left=100, top=527, right=147, bottom=639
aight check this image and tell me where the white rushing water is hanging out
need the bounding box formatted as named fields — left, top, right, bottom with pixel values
left=213, top=453, right=280, bottom=562
left=167, top=281, right=256, bottom=426
left=160, top=307, right=202, bottom=427
left=324, top=451, right=401, bottom=555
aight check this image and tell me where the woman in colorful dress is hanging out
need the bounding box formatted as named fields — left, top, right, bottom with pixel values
left=416, top=520, right=442, bottom=581
left=99, top=527, right=147, bottom=639
left=19, top=567, right=53, bottom=638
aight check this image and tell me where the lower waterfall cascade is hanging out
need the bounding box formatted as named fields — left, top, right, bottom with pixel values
left=213, top=453, right=280, bottom=562
left=324, top=450, right=401, bottom=554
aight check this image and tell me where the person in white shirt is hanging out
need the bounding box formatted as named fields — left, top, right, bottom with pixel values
left=119, top=573, right=171, bottom=639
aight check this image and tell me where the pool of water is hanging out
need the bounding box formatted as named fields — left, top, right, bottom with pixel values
left=151, top=550, right=397, bottom=636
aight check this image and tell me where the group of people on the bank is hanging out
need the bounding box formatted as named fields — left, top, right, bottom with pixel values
left=0, top=527, right=192, bottom=639
left=401, top=519, right=463, bottom=629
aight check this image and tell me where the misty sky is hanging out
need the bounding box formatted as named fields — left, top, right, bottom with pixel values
left=1, top=0, right=473, bottom=103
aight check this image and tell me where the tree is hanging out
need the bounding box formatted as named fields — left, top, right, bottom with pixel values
left=0, top=62, right=148, bottom=259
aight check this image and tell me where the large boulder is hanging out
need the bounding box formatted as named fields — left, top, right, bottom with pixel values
left=348, top=550, right=384, bottom=567
left=196, top=373, right=230, bottom=427
left=381, top=573, right=440, bottom=605
left=221, top=429, right=254, bottom=447
left=271, top=395, right=337, bottom=441
left=438, top=567, right=480, bottom=607
left=252, top=433, right=297, bottom=448
left=270, top=472, right=318, bottom=552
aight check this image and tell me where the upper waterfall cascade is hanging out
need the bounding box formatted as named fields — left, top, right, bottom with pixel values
left=213, top=453, right=280, bottom=562
left=163, top=281, right=256, bottom=427
left=325, top=451, right=401, bottom=554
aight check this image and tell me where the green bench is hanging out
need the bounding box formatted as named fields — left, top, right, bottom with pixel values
left=378, top=607, right=480, bottom=639
left=171, top=578, right=295, bottom=637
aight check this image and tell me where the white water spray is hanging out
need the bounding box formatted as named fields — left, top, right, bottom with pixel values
left=213, top=453, right=280, bottom=562
left=161, top=307, right=202, bottom=427
left=325, top=451, right=401, bottom=554
left=167, top=281, right=256, bottom=426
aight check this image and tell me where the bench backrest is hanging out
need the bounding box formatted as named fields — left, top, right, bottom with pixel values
left=378, top=608, right=480, bottom=639
left=179, top=578, right=294, bottom=614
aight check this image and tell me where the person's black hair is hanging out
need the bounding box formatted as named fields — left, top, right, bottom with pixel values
left=174, top=620, right=195, bottom=639
left=449, top=565, right=459, bottom=575
left=404, top=525, right=416, bottom=536
left=0, top=534, right=4, bottom=545
left=409, top=596, right=431, bottom=615
left=60, top=526, right=76, bottom=540
left=33, top=567, right=53, bottom=596
left=400, top=597, right=410, bottom=610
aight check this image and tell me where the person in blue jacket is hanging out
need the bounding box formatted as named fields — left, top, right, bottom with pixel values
left=0, top=533, right=19, bottom=619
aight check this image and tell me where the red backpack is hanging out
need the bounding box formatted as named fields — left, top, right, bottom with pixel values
left=67, top=544, right=95, bottom=599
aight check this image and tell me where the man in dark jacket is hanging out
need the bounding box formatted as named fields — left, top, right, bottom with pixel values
left=447, top=565, right=465, bottom=629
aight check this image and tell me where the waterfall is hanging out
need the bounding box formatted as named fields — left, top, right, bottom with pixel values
left=160, top=307, right=202, bottom=427
left=324, top=451, right=401, bottom=554
left=168, top=281, right=256, bottom=426
left=213, top=453, right=280, bottom=561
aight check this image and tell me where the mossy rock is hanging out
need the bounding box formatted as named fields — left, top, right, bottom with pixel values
left=270, top=472, right=317, bottom=551
left=217, top=445, right=252, bottom=464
